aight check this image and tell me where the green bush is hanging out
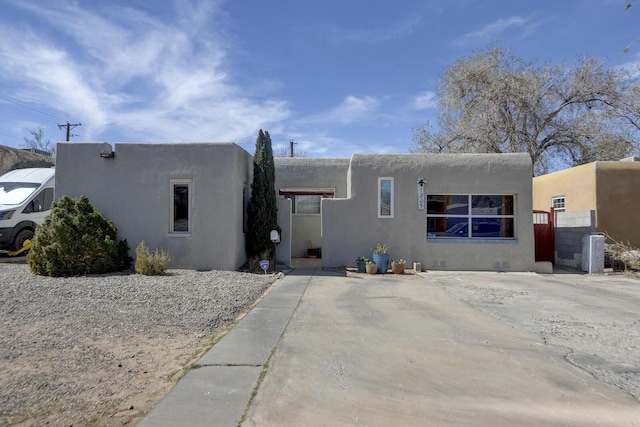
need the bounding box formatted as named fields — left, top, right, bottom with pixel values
left=135, top=241, right=169, bottom=275
left=27, top=195, right=131, bottom=276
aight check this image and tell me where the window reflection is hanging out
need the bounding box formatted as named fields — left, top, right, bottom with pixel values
left=426, top=194, right=515, bottom=239
left=173, top=184, right=189, bottom=232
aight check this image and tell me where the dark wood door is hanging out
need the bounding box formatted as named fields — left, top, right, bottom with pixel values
left=533, top=209, right=555, bottom=263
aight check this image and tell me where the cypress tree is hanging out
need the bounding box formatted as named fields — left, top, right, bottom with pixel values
left=246, top=129, right=278, bottom=258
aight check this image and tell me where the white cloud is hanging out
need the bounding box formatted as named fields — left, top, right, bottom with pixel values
left=0, top=0, right=289, bottom=143
left=617, top=54, right=640, bottom=79
left=302, top=96, right=381, bottom=126
left=328, top=14, right=421, bottom=44
left=413, top=91, right=437, bottom=110
left=453, top=16, right=528, bottom=46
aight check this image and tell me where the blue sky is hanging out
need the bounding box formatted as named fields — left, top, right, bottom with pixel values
left=0, top=0, right=637, bottom=158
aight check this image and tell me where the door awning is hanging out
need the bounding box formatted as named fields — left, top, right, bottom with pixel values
left=279, top=188, right=335, bottom=197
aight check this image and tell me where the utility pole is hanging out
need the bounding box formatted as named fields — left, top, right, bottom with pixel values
left=58, top=122, right=82, bottom=141
left=289, top=139, right=296, bottom=157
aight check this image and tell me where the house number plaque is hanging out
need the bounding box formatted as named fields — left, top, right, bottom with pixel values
left=418, top=185, right=424, bottom=210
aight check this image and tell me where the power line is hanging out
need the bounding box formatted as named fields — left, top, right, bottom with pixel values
left=0, top=93, right=65, bottom=121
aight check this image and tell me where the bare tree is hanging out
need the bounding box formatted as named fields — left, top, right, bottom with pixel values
left=411, top=46, right=639, bottom=175
left=624, top=2, right=639, bottom=53
left=273, top=144, right=307, bottom=157
left=22, top=127, right=56, bottom=156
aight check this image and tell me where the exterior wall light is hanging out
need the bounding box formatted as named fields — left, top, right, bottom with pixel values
left=100, top=143, right=115, bottom=159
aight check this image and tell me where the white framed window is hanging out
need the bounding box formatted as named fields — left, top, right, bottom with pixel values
left=278, top=188, right=334, bottom=215
left=293, top=195, right=322, bottom=214
left=170, top=179, right=191, bottom=235
left=426, top=194, right=515, bottom=239
left=378, top=177, right=394, bottom=218
left=551, top=196, right=565, bottom=212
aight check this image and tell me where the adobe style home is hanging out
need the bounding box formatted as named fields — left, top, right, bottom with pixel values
left=533, top=157, right=640, bottom=249
left=55, top=142, right=535, bottom=272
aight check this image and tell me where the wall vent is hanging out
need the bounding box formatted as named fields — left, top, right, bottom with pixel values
left=432, top=260, right=447, bottom=268
left=493, top=260, right=510, bottom=269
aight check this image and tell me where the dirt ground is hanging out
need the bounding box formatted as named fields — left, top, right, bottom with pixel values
left=0, top=262, right=276, bottom=426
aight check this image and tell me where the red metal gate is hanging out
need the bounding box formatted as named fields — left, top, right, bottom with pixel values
left=533, top=208, right=555, bottom=263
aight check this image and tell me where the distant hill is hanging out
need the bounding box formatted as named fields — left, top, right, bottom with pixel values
left=0, top=145, right=55, bottom=176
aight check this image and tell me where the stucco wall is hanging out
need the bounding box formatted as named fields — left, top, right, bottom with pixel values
left=595, top=162, right=640, bottom=247
left=274, top=158, right=350, bottom=258
left=322, top=153, right=535, bottom=271
left=532, top=163, right=596, bottom=212
left=274, top=158, right=350, bottom=198
left=276, top=198, right=291, bottom=266
left=56, top=142, right=252, bottom=270
left=533, top=161, right=640, bottom=248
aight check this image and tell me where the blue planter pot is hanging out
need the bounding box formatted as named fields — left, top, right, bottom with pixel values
left=372, top=253, right=389, bottom=274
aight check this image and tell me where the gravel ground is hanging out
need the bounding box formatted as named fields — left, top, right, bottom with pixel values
left=429, top=271, right=640, bottom=402
left=0, top=263, right=277, bottom=426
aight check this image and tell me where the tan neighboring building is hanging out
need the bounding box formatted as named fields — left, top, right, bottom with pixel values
left=533, top=157, right=640, bottom=248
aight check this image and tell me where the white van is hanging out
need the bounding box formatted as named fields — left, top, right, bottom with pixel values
left=0, top=168, right=55, bottom=253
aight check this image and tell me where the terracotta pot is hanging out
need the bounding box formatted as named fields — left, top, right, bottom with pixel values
left=366, top=264, right=378, bottom=274
left=392, top=263, right=405, bottom=274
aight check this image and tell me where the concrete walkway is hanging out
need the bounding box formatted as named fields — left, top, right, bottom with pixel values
left=141, top=269, right=640, bottom=426
left=138, top=267, right=314, bottom=427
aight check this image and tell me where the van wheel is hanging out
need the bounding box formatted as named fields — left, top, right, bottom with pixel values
left=11, top=229, right=34, bottom=252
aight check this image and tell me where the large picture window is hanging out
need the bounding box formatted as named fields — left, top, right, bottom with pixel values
left=170, top=179, right=191, bottom=234
left=378, top=178, right=394, bottom=218
left=426, top=194, right=515, bottom=239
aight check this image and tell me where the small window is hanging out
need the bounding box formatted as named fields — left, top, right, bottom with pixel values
left=293, top=195, right=321, bottom=214
left=378, top=178, right=394, bottom=218
left=170, top=179, right=191, bottom=234
left=278, top=188, right=334, bottom=215
left=243, top=186, right=248, bottom=233
left=552, top=196, right=565, bottom=212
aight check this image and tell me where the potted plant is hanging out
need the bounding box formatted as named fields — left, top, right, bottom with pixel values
left=307, top=240, right=318, bottom=258
left=391, top=259, right=406, bottom=274
left=365, top=260, right=378, bottom=274
left=372, top=242, right=390, bottom=274
left=356, top=256, right=369, bottom=273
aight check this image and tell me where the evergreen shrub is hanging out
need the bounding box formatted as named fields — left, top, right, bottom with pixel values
left=27, top=195, right=131, bottom=276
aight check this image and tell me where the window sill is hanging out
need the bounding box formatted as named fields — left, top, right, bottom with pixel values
left=427, top=237, right=518, bottom=243
left=169, top=232, right=191, bottom=238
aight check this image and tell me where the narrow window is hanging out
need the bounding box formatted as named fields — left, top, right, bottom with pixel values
left=551, top=196, right=565, bottom=212
left=243, top=186, right=248, bottom=233
left=378, top=178, right=394, bottom=218
left=170, top=179, right=191, bottom=234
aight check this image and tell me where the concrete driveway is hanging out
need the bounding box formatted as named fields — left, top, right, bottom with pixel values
left=243, top=270, right=640, bottom=426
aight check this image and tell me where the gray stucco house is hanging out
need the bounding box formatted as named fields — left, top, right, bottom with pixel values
left=55, top=142, right=535, bottom=272
left=276, top=153, right=535, bottom=272
left=56, top=142, right=252, bottom=270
